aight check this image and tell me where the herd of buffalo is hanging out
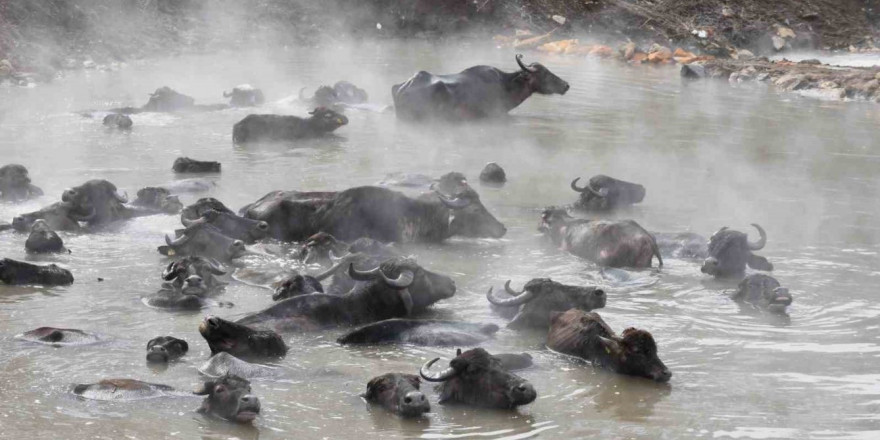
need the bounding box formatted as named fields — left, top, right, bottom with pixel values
left=0, top=55, right=793, bottom=423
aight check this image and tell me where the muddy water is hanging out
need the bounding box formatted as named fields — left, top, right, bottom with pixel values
left=1, top=41, right=880, bottom=439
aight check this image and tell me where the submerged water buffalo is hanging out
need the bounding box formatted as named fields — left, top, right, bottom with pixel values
left=173, top=157, right=221, bottom=173
left=199, top=352, right=282, bottom=379
left=159, top=222, right=247, bottom=261
left=224, top=84, right=265, bottom=107
left=0, top=164, right=43, bottom=202
left=146, top=336, right=189, bottom=363
left=162, top=256, right=228, bottom=294
left=0, top=258, right=73, bottom=285
left=60, top=179, right=137, bottom=226
left=539, top=208, right=662, bottom=268
left=132, top=187, right=183, bottom=214
left=200, top=316, right=288, bottom=358
left=25, top=219, right=66, bottom=253
left=12, top=202, right=85, bottom=232
left=700, top=224, right=772, bottom=278
left=232, top=107, right=348, bottom=143
left=102, top=113, right=132, bottom=129
left=419, top=348, right=537, bottom=409
left=294, top=232, right=395, bottom=266
left=546, top=310, right=671, bottom=382
left=338, top=319, right=499, bottom=346
left=653, top=231, right=708, bottom=259
left=73, top=379, right=176, bottom=400
left=237, top=258, right=456, bottom=331
left=182, top=199, right=269, bottom=244
left=194, top=374, right=262, bottom=423
left=392, top=54, right=569, bottom=121
left=487, top=279, right=606, bottom=329
left=300, top=81, right=368, bottom=108
left=241, top=185, right=506, bottom=243
left=479, top=162, right=507, bottom=185
left=17, top=327, right=100, bottom=346
left=272, top=272, right=326, bottom=301
left=733, top=274, right=793, bottom=314
left=364, top=373, right=430, bottom=418
left=571, top=175, right=646, bottom=211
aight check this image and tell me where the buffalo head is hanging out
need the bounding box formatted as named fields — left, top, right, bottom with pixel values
left=570, top=175, right=646, bottom=211
left=194, top=374, right=261, bottom=423
left=199, top=316, right=288, bottom=358
left=146, top=336, right=189, bottom=363
left=420, top=348, right=536, bottom=409
left=0, top=164, right=42, bottom=202
left=436, top=187, right=506, bottom=239
left=142, top=87, right=195, bottom=112
left=161, top=222, right=247, bottom=261
left=308, top=107, right=349, bottom=132
left=363, top=373, right=430, bottom=418
left=517, top=54, right=569, bottom=95
left=701, top=224, right=772, bottom=278
left=348, top=257, right=456, bottom=313
left=488, top=278, right=606, bottom=329
left=162, top=256, right=227, bottom=294
left=61, top=179, right=129, bottom=226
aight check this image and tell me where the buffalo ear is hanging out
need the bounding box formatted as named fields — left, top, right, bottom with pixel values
left=177, top=339, right=189, bottom=352
left=747, top=254, right=774, bottom=271
left=456, top=348, right=462, bottom=356
left=193, top=380, right=215, bottom=395
left=404, top=374, right=421, bottom=389
left=597, top=336, right=624, bottom=358
left=363, top=377, right=381, bottom=400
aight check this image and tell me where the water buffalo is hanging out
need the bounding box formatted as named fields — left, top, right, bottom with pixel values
left=146, top=336, right=189, bottom=363
left=199, top=352, right=282, bottom=379
left=12, top=202, right=85, bottom=232
left=733, top=274, right=793, bottom=314
left=0, top=258, right=73, bottom=285
left=363, top=373, right=430, bottom=418
left=487, top=279, right=606, bottom=329
left=539, top=208, right=662, bottom=268
left=159, top=222, right=247, bottom=262
left=0, top=164, right=43, bottom=202
left=132, top=187, right=183, bottom=214
left=653, top=232, right=708, bottom=259
left=182, top=199, right=269, bottom=244
left=194, top=374, right=261, bottom=423
left=338, top=319, right=499, bottom=346
left=25, top=219, right=67, bottom=253
left=73, top=379, right=176, bottom=400
left=61, top=179, right=136, bottom=226
left=17, top=327, right=99, bottom=346
left=224, top=84, right=265, bottom=107
left=546, top=310, right=671, bottom=382
left=392, top=54, right=569, bottom=121
left=102, top=113, right=132, bottom=129
left=570, top=175, right=646, bottom=211
left=199, top=316, right=288, bottom=358
left=142, top=86, right=195, bottom=112
left=378, top=171, right=469, bottom=194
left=479, top=162, right=506, bottom=185
left=419, top=348, right=537, bottom=409
left=173, top=157, right=221, bottom=173
left=701, top=224, right=772, bottom=278
left=272, top=272, right=325, bottom=301
left=237, top=258, right=456, bottom=331
left=162, top=256, right=228, bottom=294
left=300, top=81, right=368, bottom=108
left=232, top=107, right=348, bottom=143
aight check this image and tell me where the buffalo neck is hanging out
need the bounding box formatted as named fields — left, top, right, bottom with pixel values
left=502, top=70, right=534, bottom=112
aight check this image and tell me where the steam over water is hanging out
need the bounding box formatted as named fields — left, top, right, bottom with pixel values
left=2, top=41, right=880, bottom=439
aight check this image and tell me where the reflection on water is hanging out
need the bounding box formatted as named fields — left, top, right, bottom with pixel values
left=1, top=40, right=880, bottom=438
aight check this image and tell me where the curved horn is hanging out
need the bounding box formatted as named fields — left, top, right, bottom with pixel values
left=436, top=191, right=471, bottom=210
left=487, top=284, right=535, bottom=307
left=181, top=216, right=196, bottom=227
left=69, top=206, right=97, bottom=222
left=206, top=258, right=226, bottom=275
left=570, top=177, right=604, bottom=197
left=114, top=191, right=129, bottom=203
left=313, top=258, right=350, bottom=281
left=381, top=269, right=414, bottom=289
left=748, top=223, right=767, bottom=250
left=504, top=280, right=524, bottom=295
left=419, top=358, right=457, bottom=382
left=516, top=54, right=535, bottom=72
left=165, top=232, right=191, bottom=248
left=348, top=263, right=381, bottom=281
left=161, top=262, right=177, bottom=280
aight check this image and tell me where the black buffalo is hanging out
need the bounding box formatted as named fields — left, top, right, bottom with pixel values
left=18, top=327, right=99, bottom=345
left=733, top=274, right=793, bottom=314
left=146, top=336, right=189, bottom=363
left=272, top=272, right=327, bottom=301
left=363, top=373, right=430, bottom=418
left=653, top=231, right=709, bottom=259
left=0, top=258, right=73, bottom=285
left=232, top=107, right=348, bottom=143
left=131, top=187, right=183, bottom=215
left=547, top=309, right=671, bottom=382
left=240, top=185, right=506, bottom=243
left=419, top=348, right=537, bottom=409
left=73, top=379, right=175, bottom=400
left=12, top=202, right=85, bottom=232
left=294, top=232, right=394, bottom=266
left=159, top=222, right=247, bottom=262
left=25, top=219, right=66, bottom=253
left=701, top=224, right=772, bottom=278
left=570, top=175, right=646, bottom=211
left=162, top=256, right=228, bottom=294
left=181, top=199, right=269, bottom=244
left=224, top=85, right=265, bottom=107
left=338, top=319, right=499, bottom=346
left=487, top=278, right=606, bottom=329
left=237, top=258, right=456, bottom=331
left=0, top=164, right=43, bottom=202
left=300, top=81, right=368, bottom=108
left=60, top=179, right=136, bottom=226
left=102, top=113, right=132, bottom=129
left=392, top=54, right=569, bottom=121
left=173, top=157, right=221, bottom=173
left=194, top=374, right=261, bottom=423
left=199, top=316, right=288, bottom=358
left=479, top=162, right=506, bottom=185
left=539, top=208, right=662, bottom=268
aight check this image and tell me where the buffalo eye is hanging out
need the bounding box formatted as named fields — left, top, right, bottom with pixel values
left=214, top=385, right=227, bottom=395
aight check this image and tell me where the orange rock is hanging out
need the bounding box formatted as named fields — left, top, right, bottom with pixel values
left=514, top=29, right=558, bottom=50
left=647, top=46, right=673, bottom=63
left=630, top=52, right=648, bottom=63
left=620, top=42, right=637, bottom=60
left=588, top=45, right=614, bottom=58
left=538, top=39, right=579, bottom=54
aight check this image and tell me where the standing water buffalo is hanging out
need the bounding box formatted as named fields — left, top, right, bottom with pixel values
left=700, top=224, right=772, bottom=278
left=570, top=175, right=646, bottom=211
left=419, top=348, right=537, bottom=409
left=199, top=316, right=288, bottom=358
left=733, top=274, right=793, bottom=314
left=0, top=164, right=43, bottom=202
left=194, top=374, right=262, bottom=423
left=159, top=222, right=247, bottom=262
left=224, top=84, right=265, bottom=107
left=363, top=373, right=430, bottom=418
left=487, top=279, right=606, bottom=329
left=232, top=107, right=348, bottom=143
left=173, top=157, right=221, bottom=173
left=539, top=208, right=662, bottom=268
left=25, top=219, right=67, bottom=253
left=392, top=54, right=569, bottom=121
left=546, top=310, right=671, bottom=382
left=0, top=258, right=73, bottom=285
